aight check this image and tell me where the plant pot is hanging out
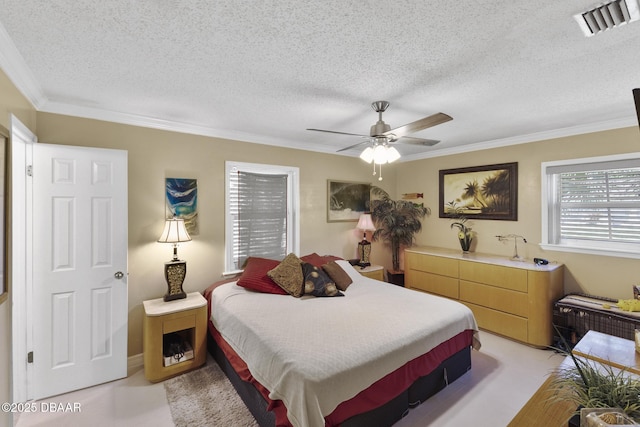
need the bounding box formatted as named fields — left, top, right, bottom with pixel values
left=458, top=236, right=472, bottom=253
left=386, top=270, right=405, bottom=287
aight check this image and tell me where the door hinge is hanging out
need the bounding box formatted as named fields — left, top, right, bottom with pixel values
left=26, top=165, right=33, bottom=177
left=27, top=351, right=33, bottom=363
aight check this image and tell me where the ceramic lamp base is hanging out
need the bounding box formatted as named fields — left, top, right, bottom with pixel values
left=164, top=260, right=187, bottom=301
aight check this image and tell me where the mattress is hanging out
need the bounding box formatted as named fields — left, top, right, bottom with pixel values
left=209, top=260, right=480, bottom=427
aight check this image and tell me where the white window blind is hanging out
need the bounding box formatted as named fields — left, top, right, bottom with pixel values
left=225, top=162, right=299, bottom=273
left=541, top=154, right=640, bottom=258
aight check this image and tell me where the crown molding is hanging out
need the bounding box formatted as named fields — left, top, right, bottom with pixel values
left=39, top=99, right=331, bottom=154
left=0, top=22, right=47, bottom=109
left=400, top=116, right=638, bottom=162
left=39, top=99, right=640, bottom=161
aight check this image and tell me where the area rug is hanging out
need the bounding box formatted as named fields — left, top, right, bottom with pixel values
left=164, top=360, right=258, bottom=426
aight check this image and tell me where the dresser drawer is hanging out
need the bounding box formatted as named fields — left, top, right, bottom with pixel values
left=409, top=270, right=459, bottom=299
left=406, top=252, right=458, bottom=278
left=462, top=302, right=528, bottom=343
left=163, top=313, right=196, bottom=334
left=459, top=280, right=528, bottom=317
left=459, top=261, right=527, bottom=292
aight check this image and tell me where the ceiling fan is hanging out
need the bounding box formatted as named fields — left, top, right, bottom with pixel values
left=307, top=101, right=452, bottom=180
left=307, top=100, right=452, bottom=153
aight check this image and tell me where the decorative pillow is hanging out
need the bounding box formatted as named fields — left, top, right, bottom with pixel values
left=322, top=261, right=353, bottom=291
left=302, top=262, right=343, bottom=297
left=301, top=253, right=344, bottom=267
left=237, top=257, right=287, bottom=295
left=267, top=253, right=304, bottom=297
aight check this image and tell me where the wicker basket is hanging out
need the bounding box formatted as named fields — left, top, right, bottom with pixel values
left=553, top=293, right=640, bottom=348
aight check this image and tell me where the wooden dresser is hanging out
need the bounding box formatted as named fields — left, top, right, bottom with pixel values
left=405, top=246, right=564, bottom=347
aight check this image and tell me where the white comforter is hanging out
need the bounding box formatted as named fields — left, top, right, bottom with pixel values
left=210, top=260, right=479, bottom=427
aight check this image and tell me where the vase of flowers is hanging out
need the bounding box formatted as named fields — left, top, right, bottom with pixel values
left=447, top=201, right=473, bottom=253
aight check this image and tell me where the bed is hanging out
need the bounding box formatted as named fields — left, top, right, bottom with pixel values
left=204, top=256, right=480, bottom=427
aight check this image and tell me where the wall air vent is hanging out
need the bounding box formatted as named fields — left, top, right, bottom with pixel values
left=574, top=0, right=640, bottom=36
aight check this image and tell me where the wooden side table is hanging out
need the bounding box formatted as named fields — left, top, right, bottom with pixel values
left=572, top=330, right=640, bottom=375
left=143, top=292, right=207, bottom=382
left=358, top=264, right=384, bottom=281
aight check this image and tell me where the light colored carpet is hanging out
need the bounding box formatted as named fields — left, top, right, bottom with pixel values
left=164, top=361, right=259, bottom=427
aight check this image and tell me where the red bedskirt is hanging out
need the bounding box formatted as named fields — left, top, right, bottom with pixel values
left=208, top=320, right=472, bottom=426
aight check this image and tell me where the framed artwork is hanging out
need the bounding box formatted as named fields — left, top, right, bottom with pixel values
left=439, top=162, right=518, bottom=221
left=327, top=180, right=371, bottom=222
left=165, top=178, right=199, bottom=235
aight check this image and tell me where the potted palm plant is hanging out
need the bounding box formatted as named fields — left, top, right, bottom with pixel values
left=370, top=187, right=430, bottom=285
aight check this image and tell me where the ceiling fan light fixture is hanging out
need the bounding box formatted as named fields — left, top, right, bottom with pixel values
left=359, top=146, right=374, bottom=163
left=373, top=144, right=388, bottom=164
left=362, top=143, right=401, bottom=165
left=386, top=146, right=401, bottom=163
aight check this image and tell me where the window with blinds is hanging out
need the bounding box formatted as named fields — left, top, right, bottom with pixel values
left=224, top=161, right=300, bottom=273
left=542, top=154, right=640, bottom=258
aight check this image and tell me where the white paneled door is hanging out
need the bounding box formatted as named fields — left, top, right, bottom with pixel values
left=32, top=143, right=128, bottom=399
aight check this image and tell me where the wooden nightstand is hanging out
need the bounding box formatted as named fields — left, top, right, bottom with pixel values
left=358, top=264, right=384, bottom=281
left=143, top=292, right=207, bottom=382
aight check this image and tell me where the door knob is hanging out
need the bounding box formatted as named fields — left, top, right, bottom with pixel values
left=114, top=271, right=124, bottom=279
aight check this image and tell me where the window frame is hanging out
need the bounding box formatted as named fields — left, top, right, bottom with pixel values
left=224, top=161, right=300, bottom=274
left=540, top=152, right=640, bottom=259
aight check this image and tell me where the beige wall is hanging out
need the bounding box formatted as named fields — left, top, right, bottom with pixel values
left=35, top=112, right=397, bottom=356
left=0, top=69, right=37, bottom=427
left=397, top=126, right=640, bottom=299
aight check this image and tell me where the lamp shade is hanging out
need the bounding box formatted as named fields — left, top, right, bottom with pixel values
left=386, top=146, right=401, bottom=163
left=373, top=145, right=388, bottom=164
left=356, top=213, right=376, bottom=231
left=359, top=146, right=374, bottom=163
left=158, top=217, right=192, bottom=243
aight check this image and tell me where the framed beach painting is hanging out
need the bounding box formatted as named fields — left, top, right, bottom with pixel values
left=327, top=180, right=371, bottom=222
left=439, top=162, right=518, bottom=221
left=165, top=178, right=199, bottom=235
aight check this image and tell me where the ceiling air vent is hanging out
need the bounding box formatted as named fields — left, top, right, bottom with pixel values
left=574, top=0, right=640, bottom=36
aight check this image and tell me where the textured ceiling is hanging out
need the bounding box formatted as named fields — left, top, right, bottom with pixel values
left=0, top=0, right=639, bottom=160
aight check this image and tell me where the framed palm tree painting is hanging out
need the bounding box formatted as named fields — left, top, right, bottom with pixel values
left=439, top=162, right=518, bottom=221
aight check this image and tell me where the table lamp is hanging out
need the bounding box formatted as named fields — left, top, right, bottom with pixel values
left=356, top=213, right=376, bottom=267
left=158, top=216, right=192, bottom=301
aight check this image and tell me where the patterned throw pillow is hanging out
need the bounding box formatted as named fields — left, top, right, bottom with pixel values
left=236, top=257, right=288, bottom=295
left=322, top=261, right=353, bottom=291
left=301, top=262, right=343, bottom=297
left=267, top=253, right=304, bottom=297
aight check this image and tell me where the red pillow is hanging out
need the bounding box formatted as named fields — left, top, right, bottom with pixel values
left=236, top=257, right=288, bottom=294
left=301, top=253, right=343, bottom=267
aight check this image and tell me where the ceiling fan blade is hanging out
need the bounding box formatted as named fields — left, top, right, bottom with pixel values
left=384, top=112, right=452, bottom=139
left=395, top=136, right=440, bottom=146
left=336, top=140, right=371, bottom=152
left=633, top=88, right=640, bottom=127
left=307, top=128, right=369, bottom=137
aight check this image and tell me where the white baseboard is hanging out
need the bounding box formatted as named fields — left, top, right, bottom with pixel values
left=127, top=353, right=144, bottom=375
